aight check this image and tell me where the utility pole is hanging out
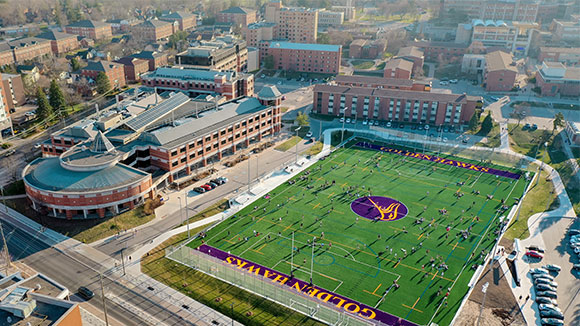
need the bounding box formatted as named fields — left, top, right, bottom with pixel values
left=0, top=223, right=10, bottom=275
left=247, top=152, right=251, bottom=192
left=309, top=236, right=314, bottom=285
left=100, top=273, right=110, bottom=326
left=0, top=186, right=7, bottom=212
left=178, top=197, right=183, bottom=225
left=295, top=127, right=301, bottom=164
left=477, top=282, right=489, bottom=326
left=185, top=192, right=190, bottom=238
left=120, top=249, right=126, bottom=275
left=340, top=111, right=346, bottom=145
left=290, top=232, right=295, bottom=278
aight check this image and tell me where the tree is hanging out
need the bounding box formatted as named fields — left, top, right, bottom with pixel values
left=168, top=31, right=188, bottom=50
left=553, top=112, right=565, bottom=134
left=35, top=88, right=53, bottom=121
left=296, top=112, right=310, bottom=127
left=481, top=111, right=493, bottom=134
left=96, top=72, right=111, bottom=94
left=263, top=55, right=275, bottom=70
left=510, top=106, right=527, bottom=127
left=49, top=80, right=67, bottom=117
left=468, top=111, right=479, bottom=132
left=71, top=57, right=80, bottom=71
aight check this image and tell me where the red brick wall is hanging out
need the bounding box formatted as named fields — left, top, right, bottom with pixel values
left=485, top=69, right=516, bottom=92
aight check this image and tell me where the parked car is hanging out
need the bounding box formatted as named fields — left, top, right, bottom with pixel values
left=346, top=118, right=351, bottom=123
left=536, top=284, right=557, bottom=292
left=539, top=304, right=560, bottom=312
left=78, top=287, right=94, bottom=300
left=2, top=149, right=16, bottom=157
left=523, top=123, right=531, bottom=130
left=540, top=309, right=564, bottom=319
left=216, top=176, right=228, bottom=183
left=530, top=268, right=549, bottom=275
left=573, top=263, right=580, bottom=270
left=541, top=318, right=564, bottom=326
left=527, top=245, right=545, bottom=253
left=535, top=278, right=557, bottom=287
left=439, top=81, right=449, bottom=85
left=449, top=79, right=458, bottom=84
left=34, top=143, right=42, bottom=149
left=305, top=131, right=313, bottom=138
left=193, top=187, right=206, bottom=193
left=490, top=96, right=499, bottom=101
left=207, top=182, right=218, bottom=189
left=536, top=297, right=557, bottom=305
left=340, top=117, right=345, bottom=123
left=25, top=111, right=36, bottom=117
left=211, top=179, right=224, bottom=185
left=386, top=122, right=392, bottom=128
left=544, top=264, right=561, bottom=272
left=531, top=124, right=538, bottom=131
left=363, top=120, right=368, bottom=125
left=200, top=184, right=212, bottom=191
left=533, top=273, right=554, bottom=281
left=526, top=250, right=544, bottom=259
left=536, top=290, right=557, bottom=298
left=399, top=123, right=405, bottom=129
left=569, top=229, right=580, bottom=236
left=374, top=120, right=379, bottom=126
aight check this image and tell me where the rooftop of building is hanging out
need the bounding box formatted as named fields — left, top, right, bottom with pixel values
left=247, top=21, right=277, bottom=29
left=142, top=67, right=244, bottom=82
left=82, top=60, right=124, bottom=72
left=161, top=11, right=195, bottom=19
left=269, top=41, right=340, bottom=52
left=66, top=19, right=109, bottom=28
left=568, top=121, right=580, bottom=133
left=472, top=19, right=512, bottom=27
left=412, top=40, right=470, bottom=48
left=35, top=30, right=78, bottom=41
left=384, top=58, right=414, bottom=71
left=397, top=46, right=424, bottom=59
left=137, top=19, right=173, bottom=28
left=540, top=47, right=580, bottom=54
left=2, top=37, right=50, bottom=49
left=334, top=75, right=416, bottom=87
left=257, top=85, right=282, bottom=99
left=220, top=6, right=254, bottom=14
left=538, top=61, right=580, bottom=80
left=115, top=57, right=148, bottom=67
left=314, top=84, right=474, bottom=103
left=0, top=293, right=72, bottom=326
left=485, top=50, right=517, bottom=72
left=127, top=50, right=166, bottom=60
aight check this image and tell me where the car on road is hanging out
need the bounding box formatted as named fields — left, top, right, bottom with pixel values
left=526, top=250, right=544, bottom=259
left=449, top=79, right=458, bottom=84
left=531, top=267, right=549, bottom=275
left=25, top=111, right=36, bottom=117
left=536, top=284, right=557, bottom=292
left=193, top=187, right=206, bottom=193
left=527, top=245, right=545, bottom=253
left=305, top=131, right=313, bottom=138
left=541, top=318, right=564, bottom=326
left=536, top=290, right=557, bottom=298
left=2, top=149, right=16, bottom=157
left=536, top=297, right=557, bottom=305
left=34, top=143, right=42, bottom=149
left=78, top=286, right=94, bottom=300
left=544, top=264, right=561, bottom=272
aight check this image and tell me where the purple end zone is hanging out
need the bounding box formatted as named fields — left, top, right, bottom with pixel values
left=351, top=196, right=409, bottom=221
left=355, top=142, right=521, bottom=180
left=197, top=244, right=418, bottom=326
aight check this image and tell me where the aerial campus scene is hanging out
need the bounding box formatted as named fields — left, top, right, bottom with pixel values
left=0, top=1, right=578, bottom=326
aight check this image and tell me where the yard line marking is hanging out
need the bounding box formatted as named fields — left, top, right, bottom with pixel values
left=431, top=271, right=439, bottom=280
left=363, top=290, right=383, bottom=298
left=251, top=249, right=265, bottom=255
left=282, top=224, right=293, bottom=232
left=394, top=260, right=401, bottom=268
left=372, top=283, right=382, bottom=294
left=313, top=203, right=321, bottom=209
left=402, top=303, right=424, bottom=313
left=327, top=192, right=335, bottom=198
left=341, top=182, right=348, bottom=188
left=255, top=243, right=267, bottom=252
left=452, top=242, right=460, bottom=250
left=221, top=239, right=236, bottom=244
left=418, top=233, right=423, bottom=240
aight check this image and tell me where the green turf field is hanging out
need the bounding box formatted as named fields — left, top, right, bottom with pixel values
left=187, top=139, right=530, bottom=326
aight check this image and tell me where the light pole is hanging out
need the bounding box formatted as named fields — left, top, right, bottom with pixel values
left=100, top=273, right=110, bottom=326
left=247, top=152, right=251, bottom=192
left=185, top=192, right=190, bottom=238
left=535, top=141, right=548, bottom=186
left=423, top=125, right=430, bottom=154
left=340, top=111, right=346, bottom=145
left=477, top=282, right=489, bottom=326
left=178, top=196, right=183, bottom=226
left=295, top=126, right=301, bottom=164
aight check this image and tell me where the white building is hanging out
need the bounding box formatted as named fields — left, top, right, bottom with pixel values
left=317, top=10, right=344, bottom=28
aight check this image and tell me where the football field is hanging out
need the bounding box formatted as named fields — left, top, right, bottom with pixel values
left=187, top=139, right=529, bottom=326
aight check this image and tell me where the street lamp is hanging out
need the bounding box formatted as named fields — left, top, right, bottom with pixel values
left=184, top=192, right=190, bottom=238
left=477, top=282, right=489, bottom=326
left=295, top=126, right=301, bottom=164
left=178, top=196, right=183, bottom=226
left=340, top=110, right=346, bottom=145
left=422, top=125, right=430, bottom=154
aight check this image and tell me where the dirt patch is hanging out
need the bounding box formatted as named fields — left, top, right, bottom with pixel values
left=455, top=260, right=525, bottom=326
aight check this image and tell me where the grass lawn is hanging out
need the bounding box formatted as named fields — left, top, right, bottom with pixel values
left=504, top=169, right=558, bottom=241
left=330, top=130, right=353, bottom=146
left=376, top=62, right=386, bottom=70
left=474, top=119, right=501, bottom=148
left=73, top=205, right=156, bottom=243
left=302, top=141, right=323, bottom=156
left=142, top=224, right=325, bottom=326
left=181, top=139, right=529, bottom=326
left=174, top=199, right=229, bottom=228
left=352, top=60, right=375, bottom=70
left=275, top=136, right=301, bottom=152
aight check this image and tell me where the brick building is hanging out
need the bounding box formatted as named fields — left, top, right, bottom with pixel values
left=264, top=1, right=318, bottom=43
left=29, top=89, right=282, bottom=218
left=1, top=73, right=26, bottom=109
left=65, top=20, right=112, bottom=40
left=349, top=39, right=387, bottom=59
left=36, top=30, right=80, bottom=55
left=383, top=58, right=413, bottom=80
left=176, top=38, right=248, bottom=72
left=245, top=22, right=277, bottom=48
left=262, top=41, right=341, bottom=74
left=80, top=60, right=127, bottom=88
left=141, top=67, right=254, bottom=100
left=3, top=37, right=52, bottom=63
left=160, top=11, right=197, bottom=31
left=334, top=75, right=431, bottom=92
left=440, top=0, right=539, bottom=22
left=217, top=7, right=257, bottom=27
left=411, top=41, right=469, bottom=63
left=132, top=20, right=175, bottom=41
left=539, top=47, right=580, bottom=66
left=0, top=72, right=11, bottom=140
left=313, top=83, right=481, bottom=125
left=535, top=61, right=580, bottom=97
left=396, top=46, right=425, bottom=76
left=127, top=51, right=168, bottom=71
left=550, top=18, right=580, bottom=42
left=484, top=51, right=517, bottom=92
left=115, top=57, right=150, bottom=82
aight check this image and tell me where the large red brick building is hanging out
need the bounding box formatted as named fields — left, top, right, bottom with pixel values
left=127, top=51, right=168, bottom=71
left=0, top=37, right=52, bottom=65
left=484, top=50, right=517, bottom=92
left=115, top=57, right=150, bottom=82
left=79, top=60, right=127, bottom=88
left=383, top=58, right=413, bottom=80
left=217, top=7, right=257, bottom=27
left=411, top=41, right=469, bottom=63
left=36, top=30, right=80, bottom=55
left=264, top=1, right=319, bottom=43
left=538, top=47, right=580, bottom=66
left=132, top=20, right=175, bottom=41
left=28, top=88, right=282, bottom=219
left=313, top=75, right=481, bottom=126
left=141, top=67, right=254, bottom=100
left=535, top=61, right=580, bottom=97
left=349, top=39, right=387, bottom=59
left=65, top=20, right=112, bottom=40
left=261, top=41, right=341, bottom=74
left=160, top=11, right=197, bottom=31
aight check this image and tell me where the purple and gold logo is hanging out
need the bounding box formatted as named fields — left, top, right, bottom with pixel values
left=350, top=196, right=409, bottom=221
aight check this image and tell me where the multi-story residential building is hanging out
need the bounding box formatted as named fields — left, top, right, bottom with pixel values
left=65, top=20, right=112, bottom=40
left=176, top=38, right=248, bottom=72
left=4, top=37, right=52, bottom=63
left=245, top=22, right=277, bottom=48
left=1, top=73, right=25, bottom=109
left=265, top=1, right=318, bottom=43
left=115, top=57, right=150, bottom=82
left=313, top=83, right=482, bottom=125
left=564, top=121, right=580, bottom=146
left=36, top=30, right=80, bottom=55
left=29, top=89, right=282, bottom=218
left=0, top=72, right=10, bottom=140
left=550, top=18, right=580, bottom=41
left=469, top=19, right=538, bottom=56
left=461, top=54, right=487, bottom=76
left=383, top=58, right=413, bottom=80
left=0, top=43, right=14, bottom=66
left=132, top=20, right=175, bottom=41
left=262, top=41, right=341, bottom=74
left=79, top=60, right=127, bottom=88
left=411, top=41, right=469, bottom=63
left=539, top=47, right=580, bottom=66
left=217, top=7, right=257, bottom=27
left=0, top=24, right=40, bottom=38
left=331, top=5, right=356, bottom=21
left=441, top=0, right=540, bottom=22
left=160, top=11, right=197, bottom=31
left=141, top=67, right=254, bottom=100
left=349, top=39, right=387, bottom=59
left=317, top=10, right=344, bottom=28
left=127, top=51, right=168, bottom=71
left=247, top=47, right=260, bottom=71
left=484, top=50, right=517, bottom=92
left=396, top=46, right=425, bottom=76
left=535, top=61, right=580, bottom=97
left=334, top=75, right=431, bottom=92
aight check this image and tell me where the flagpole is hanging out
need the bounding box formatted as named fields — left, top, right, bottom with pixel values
left=290, top=232, right=295, bottom=278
